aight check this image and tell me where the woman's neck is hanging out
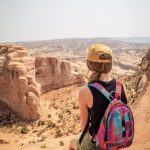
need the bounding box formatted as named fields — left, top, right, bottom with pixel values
left=99, top=73, right=112, bottom=82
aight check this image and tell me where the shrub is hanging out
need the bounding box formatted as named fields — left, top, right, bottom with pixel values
left=40, top=144, right=46, bottom=148
left=21, top=127, right=28, bottom=134
left=38, top=120, right=45, bottom=126
left=47, top=114, right=51, bottom=118
left=47, top=120, right=56, bottom=128
left=59, top=140, right=64, bottom=146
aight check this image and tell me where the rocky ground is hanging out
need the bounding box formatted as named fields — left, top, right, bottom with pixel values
left=0, top=43, right=150, bottom=150
left=0, top=73, right=143, bottom=150
left=0, top=85, right=81, bottom=150
left=0, top=75, right=149, bottom=150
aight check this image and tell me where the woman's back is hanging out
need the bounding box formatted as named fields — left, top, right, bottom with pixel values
left=87, top=79, right=127, bottom=136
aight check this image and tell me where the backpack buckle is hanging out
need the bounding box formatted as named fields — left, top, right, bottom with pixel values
left=109, top=91, right=116, bottom=100
left=110, top=91, right=120, bottom=100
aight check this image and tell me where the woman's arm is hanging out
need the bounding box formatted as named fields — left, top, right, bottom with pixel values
left=78, top=86, right=89, bottom=131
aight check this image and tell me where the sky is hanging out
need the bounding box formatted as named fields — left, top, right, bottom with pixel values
left=0, top=0, right=150, bottom=42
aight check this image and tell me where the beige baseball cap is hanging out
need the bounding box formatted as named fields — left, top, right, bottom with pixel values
left=87, top=44, right=112, bottom=63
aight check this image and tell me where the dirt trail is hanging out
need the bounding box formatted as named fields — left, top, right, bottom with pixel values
left=125, top=83, right=150, bottom=150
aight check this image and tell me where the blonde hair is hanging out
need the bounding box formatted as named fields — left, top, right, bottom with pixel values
left=87, top=53, right=112, bottom=82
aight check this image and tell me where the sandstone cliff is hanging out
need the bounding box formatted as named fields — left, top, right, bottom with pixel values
left=134, top=48, right=150, bottom=98
left=35, top=56, right=85, bottom=93
left=126, top=48, right=150, bottom=150
left=0, top=45, right=41, bottom=120
left=0, top=44, right=85, bottom=119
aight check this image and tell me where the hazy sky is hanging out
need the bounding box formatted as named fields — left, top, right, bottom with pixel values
left=0, top=0, right=150, bottom=42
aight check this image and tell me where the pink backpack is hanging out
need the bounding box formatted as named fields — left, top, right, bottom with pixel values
left=79, top=80, right=134, bottom=150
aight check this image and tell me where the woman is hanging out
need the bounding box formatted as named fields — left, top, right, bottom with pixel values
left=69, top=44, right=128, bottom=150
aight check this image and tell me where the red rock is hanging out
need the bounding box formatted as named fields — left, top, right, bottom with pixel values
left=0, top=45, right=41, bottom=120
left=35, top=56, right=85, bottom=93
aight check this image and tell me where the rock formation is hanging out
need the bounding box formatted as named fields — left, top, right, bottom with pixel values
left=35, top=56, right=85, bottom=93
left=125, top=48, right=150, bottom=150
left=0, top=44, right=85, bottom=119
left=144, top=48, right=150, bottom=80
left=118, top=48, right=150, bottom=105
left=134, top=48, right=150, bottom=95
left=113, top=57, right=137, bottom=71
left=0, top=45, right=41, bottom=120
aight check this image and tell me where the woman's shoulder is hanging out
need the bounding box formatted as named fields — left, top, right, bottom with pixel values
left=78, top=85, right=93, bottom=107
left=78, top=85, right=92, bottom=101
left=79, top=85, right=91, bottom=96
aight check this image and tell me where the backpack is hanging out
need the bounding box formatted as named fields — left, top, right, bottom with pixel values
left=79, top=80, right=134, bottom=150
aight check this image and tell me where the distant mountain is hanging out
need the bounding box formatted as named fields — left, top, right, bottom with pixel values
left=17, top=37, right=150, bottom=53
left=17, top=38, right=129, bottom=51
left=113, top=37, right=150, bottom=43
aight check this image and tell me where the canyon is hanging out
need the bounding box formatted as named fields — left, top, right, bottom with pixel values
left=0, top=39, right=150, bottom=150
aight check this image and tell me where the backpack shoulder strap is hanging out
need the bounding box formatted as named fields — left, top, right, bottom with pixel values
left=115, top=80, right=122, bottom=99
left=88, top=80, right=122, bottom=102
left=88, top=82, right=112, bottom=102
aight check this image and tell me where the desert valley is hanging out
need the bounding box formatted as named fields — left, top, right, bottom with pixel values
left=0, top=37, right=150, bottom=150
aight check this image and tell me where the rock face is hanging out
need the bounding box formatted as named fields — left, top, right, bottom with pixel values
left=126, top=48, right=150, bottom=104
left=0, top=44, right=85, bottom=119
left=125, top=49, right=150, bottom=150
left=145, top=48, right=150, bottom=80
left=135, top=48, right=150, bottom=92
left=0, top=45, right=41, bottom=120
left=35, top=56, right=85, bottom=93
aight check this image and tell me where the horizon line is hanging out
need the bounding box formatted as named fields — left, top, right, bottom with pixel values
left=1, top=36, right=150, bottom=43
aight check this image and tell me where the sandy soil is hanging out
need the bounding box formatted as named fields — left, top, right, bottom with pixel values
left=0, top=85, right=81, bottom=150
left=1, top=83, right=150, bottom=150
